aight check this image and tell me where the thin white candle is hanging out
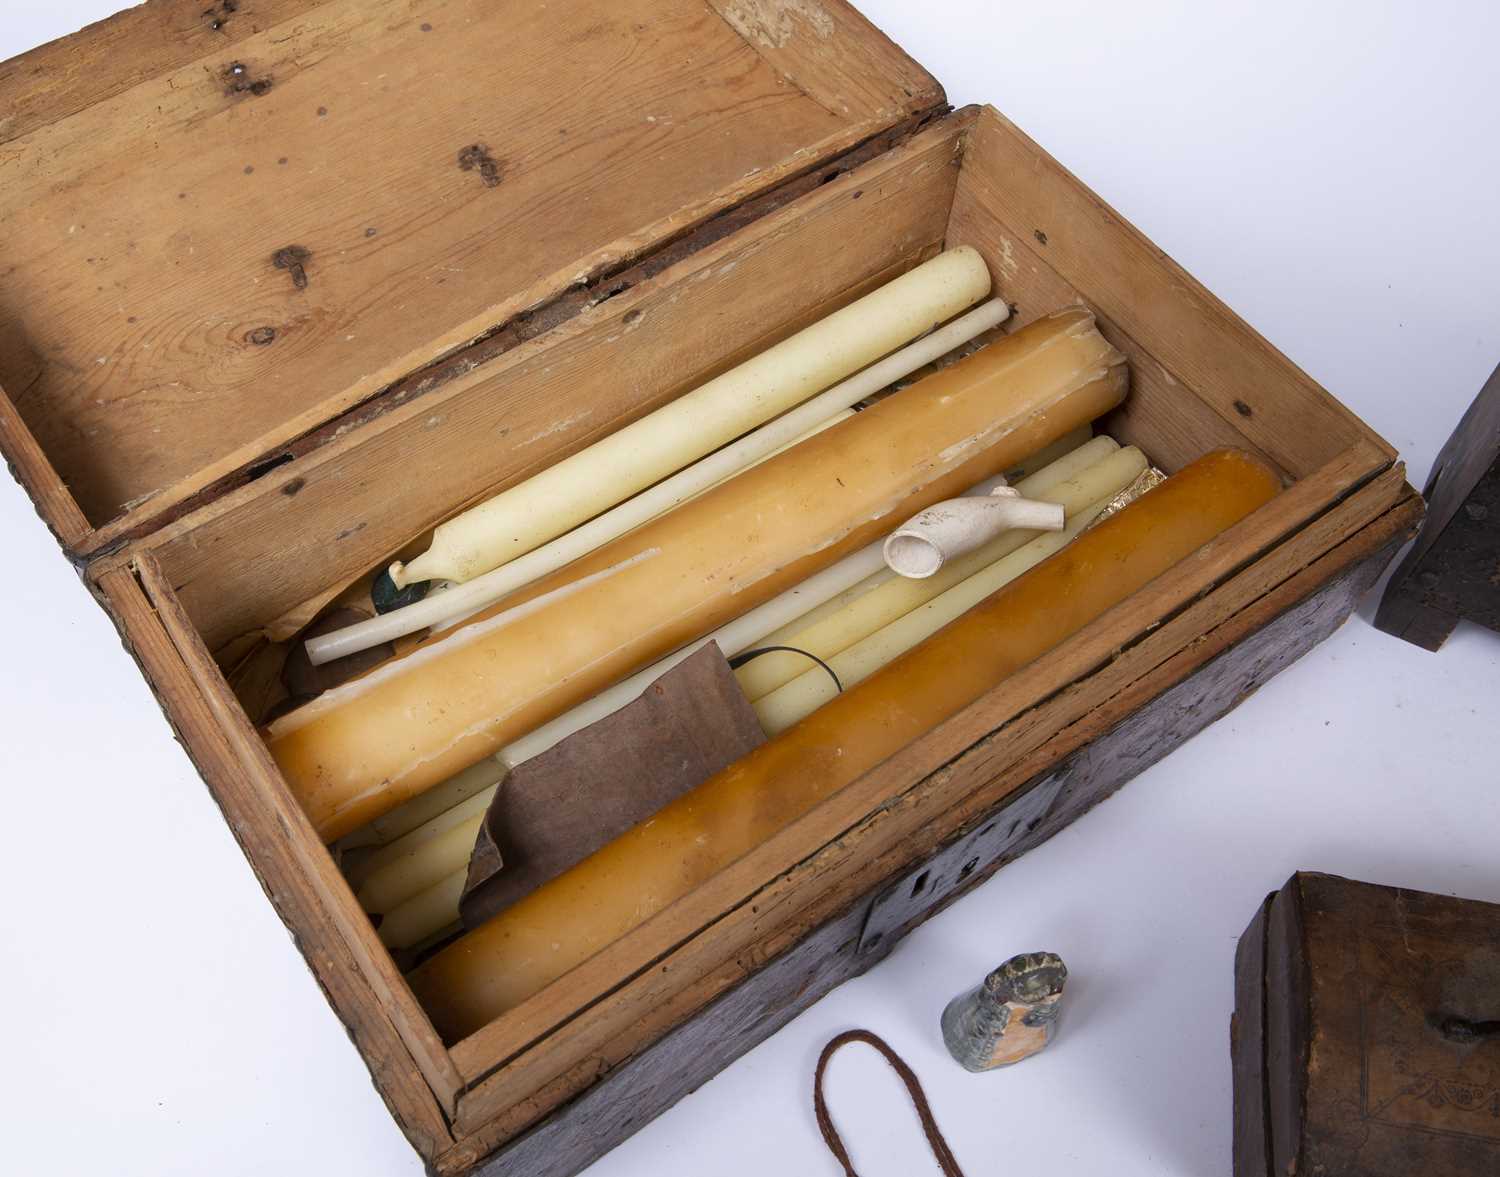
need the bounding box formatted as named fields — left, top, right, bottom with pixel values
left=378, top=872, right=468, bottom=951
left=389, top=248, right=994, bottom=589
left=345, top=785, right=496, bottom=892
left=359, top=814, right=485, bottom=915
left=307, top=298, right=1011, bottom=666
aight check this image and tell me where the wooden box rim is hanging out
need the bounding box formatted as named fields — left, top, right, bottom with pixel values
left=0, top=5, right=1417, bottom=1174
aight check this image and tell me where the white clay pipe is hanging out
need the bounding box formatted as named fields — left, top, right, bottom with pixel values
left=755, top=497, right=1119, bottom=737
left=883, top=485, right=1064, bottom=579
left=386, top=248, right=994, bottom=590
left=306, top=297, right=1012, bottom=666
left=734, top=438, right=1135, bottom=701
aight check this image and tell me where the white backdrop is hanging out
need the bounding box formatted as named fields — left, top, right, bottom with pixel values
left=2, top=3, right=1497, bottom=1175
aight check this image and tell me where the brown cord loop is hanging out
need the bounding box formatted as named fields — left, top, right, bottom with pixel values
left=812, top=1029, right=967, bottom=1177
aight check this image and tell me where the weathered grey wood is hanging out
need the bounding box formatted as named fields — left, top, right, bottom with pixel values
left=1376, top=361, right=1500, bottom=649
left=469, top=515, right=1401, bottom=1177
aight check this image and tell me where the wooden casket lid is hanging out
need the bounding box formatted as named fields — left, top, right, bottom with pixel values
left=0, top=0, right=942, bottom=536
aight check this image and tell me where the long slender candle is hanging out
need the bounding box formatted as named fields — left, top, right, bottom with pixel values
left=734, top=442, right=1143, bottom=701
left=409, top=449, right=1282, bottom=1041
left=388, top=250, right=994, bottom=589
left=269, top=309, right=1128, bottom=840
left=378, top=873, right=468, bottom=955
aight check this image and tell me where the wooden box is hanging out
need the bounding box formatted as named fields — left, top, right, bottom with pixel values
left=1233, top=873, right=1500, bottom=1176
left=0, top=3, right=1421, bottom=1173
left=1376, top=360, right=1500, bottom=649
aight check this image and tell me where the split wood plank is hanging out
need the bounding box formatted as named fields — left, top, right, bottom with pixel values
left=0, top=380, right=91, bottom=547
left=0, top=0, right=329, bottom=145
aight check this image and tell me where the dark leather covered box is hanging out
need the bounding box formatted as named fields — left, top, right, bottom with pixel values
left=1233, top=872, right=1500, bottom=1177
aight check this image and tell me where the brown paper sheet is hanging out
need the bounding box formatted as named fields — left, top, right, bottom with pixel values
left=459, top=642, right=766, bottom=929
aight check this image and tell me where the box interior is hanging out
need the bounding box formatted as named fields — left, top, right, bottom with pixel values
left=2, top=72, right=1399, bottom=1166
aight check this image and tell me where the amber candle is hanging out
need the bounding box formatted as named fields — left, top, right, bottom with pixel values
left=410, top=449, right=1282, bottom=1041
left=267, top=309, right=1126, bottom=840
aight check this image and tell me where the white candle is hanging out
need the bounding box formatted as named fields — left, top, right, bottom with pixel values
left=358, top=813, right=485, bottom=916
left=387, top=249, right=994, bottom=589
left=336, top=754, right=505, bottom=853
left=377, top=872, right=468, bottom=951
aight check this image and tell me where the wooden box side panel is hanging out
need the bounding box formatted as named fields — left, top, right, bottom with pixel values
left=448, top=500, right=1412, bottom=1177
left=108, top=115, right=968, bottom=655
left=0, top=382, right=91, bottom=548
left=1232, top=894, right=1276, bottom=1177
left=93, top=559, right=461, bottom=1158
left=0, top=0, right=942, bottom=537
left=948, top=107, right=1393, bottom=481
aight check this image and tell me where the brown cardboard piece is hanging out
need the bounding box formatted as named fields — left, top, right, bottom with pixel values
left=459, top=643, right=766, bottom=928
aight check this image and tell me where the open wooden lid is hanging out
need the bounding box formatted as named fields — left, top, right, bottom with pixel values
left=0, top=0, right=941, bottom=537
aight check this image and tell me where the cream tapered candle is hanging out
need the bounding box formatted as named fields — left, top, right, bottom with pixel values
left=270, top=309, right=1127, bottom=840
left=358, top=813, right=485, bottom=915
left=1000, top=424, right=1092, bottom=483
left=734, top=442, right=1144, bottom=701
left=388, top=249, right=994, bottom=589
left=337, top=756, right=506, bottom=853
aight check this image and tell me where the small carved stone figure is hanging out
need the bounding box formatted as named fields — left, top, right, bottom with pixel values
left=941, top=952, right=1068, bottom=1071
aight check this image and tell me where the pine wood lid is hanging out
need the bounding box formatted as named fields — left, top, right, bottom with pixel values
left=0, top=0, right=941, bottom=533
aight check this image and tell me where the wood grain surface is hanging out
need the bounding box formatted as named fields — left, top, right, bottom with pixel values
left=0, top=0, right=940, bottom=529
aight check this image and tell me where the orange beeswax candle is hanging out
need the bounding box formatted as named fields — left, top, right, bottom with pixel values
left=410, top=448, right=1282, bottom=1041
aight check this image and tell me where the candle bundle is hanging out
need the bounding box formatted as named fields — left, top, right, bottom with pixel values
left=309, top=297, right=1017, bottom=666
left=409, top=448, right=1282, bottom=1041
left=388, top=248, right=994, bottom=590
left=269, top=308, right=1128, bottom=840
left=347, top=437, right=1138, bottom=946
